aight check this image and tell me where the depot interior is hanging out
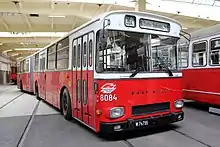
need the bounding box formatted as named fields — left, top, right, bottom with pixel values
left=0, top=0, right=219, bottom=84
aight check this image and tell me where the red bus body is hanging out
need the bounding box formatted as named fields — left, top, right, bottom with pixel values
left=95, top=78, right=183, bottom=132
left=183, top=68, right=220, bottom=105
left=181, top=24, right=220, bottom=106
left=18, top=11, right=184, bottom=133
left=9, top=65, right=17, bottom=84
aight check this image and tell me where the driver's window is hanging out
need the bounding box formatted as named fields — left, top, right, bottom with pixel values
left=151, top=34, right=178, bottom=71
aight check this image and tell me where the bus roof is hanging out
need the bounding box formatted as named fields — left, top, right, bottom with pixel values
left=190, top=23, right=220, bottom=41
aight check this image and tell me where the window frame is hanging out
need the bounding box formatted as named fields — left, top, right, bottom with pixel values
left=47, top=44, right=57, bottom=70
left=178, top=43, right=189, bottom=69
left=77, top=43, right=81, bottom=68
left=191, top=40, right=208, bottom=67
left=26, top=59, right=30, bottom=72
left=56, top=37, right=69, bottom=70
left=34, top=53, right=39, bottom=72
left=95, top=29, right=180, bottom=74
left=40, top=52, right=46, bottom=72
left=83, top=41, right=87, bottom=67
left=209, top=37, right=220, bottom=67
left=83, top=80, right=87, bottom=104
left=73, top=44, right=76, bottom=68
left=88, top=39, right=93, bottom=67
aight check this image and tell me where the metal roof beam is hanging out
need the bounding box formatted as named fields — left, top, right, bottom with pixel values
left=0, top=37, right=57, bottom=44
left=0, top=17, right=9, bottom=31
left=0, top=6, right=92, bottom=19
left=135, top=0, right=146, bottom=12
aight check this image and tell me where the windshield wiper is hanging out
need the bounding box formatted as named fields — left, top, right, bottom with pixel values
left=156, top=57, right=173, bottom=77
left=130, top=67, right=140, bottom=78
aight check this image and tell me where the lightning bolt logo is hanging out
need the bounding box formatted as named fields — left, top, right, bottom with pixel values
left=100, top=83, right=116, bottom=94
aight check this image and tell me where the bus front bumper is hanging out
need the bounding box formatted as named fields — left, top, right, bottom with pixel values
left=100, top=111, right=184, bottom=133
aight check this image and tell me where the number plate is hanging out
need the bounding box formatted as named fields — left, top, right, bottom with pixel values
left=134, top=120, right=149, bottom=127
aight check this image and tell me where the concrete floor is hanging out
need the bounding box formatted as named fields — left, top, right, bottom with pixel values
left=0, top=85, right=220, bottom=147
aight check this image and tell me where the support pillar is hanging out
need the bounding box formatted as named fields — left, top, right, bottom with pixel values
left=135, top=0, right=146, bottom=12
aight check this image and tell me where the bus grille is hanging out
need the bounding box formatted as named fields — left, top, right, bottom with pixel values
left=132, top=102, right=170, bottom=116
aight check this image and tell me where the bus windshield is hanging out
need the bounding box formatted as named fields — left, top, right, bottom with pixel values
left=96, top=30, right=179, bottom=73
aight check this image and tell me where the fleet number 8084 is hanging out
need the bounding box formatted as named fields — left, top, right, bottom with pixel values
left=100, top=94, right=117, bottom=102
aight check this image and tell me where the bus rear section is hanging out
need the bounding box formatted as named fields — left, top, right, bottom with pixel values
left=181, top=24, right=220, bottom=106
left=9, top=65, right=17, bottom=84
left=17, top=56, right=34, bottom=93
left=94, top=27, right=184, bottom=133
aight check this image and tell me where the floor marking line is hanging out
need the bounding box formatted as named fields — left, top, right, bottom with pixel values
left=173, top=129, right=212, bottom=147
left=123, top=140, right=134, bottom=147
left=16, top=100, right=41, bottom=147
left=0, top=93, right=24, bottom=110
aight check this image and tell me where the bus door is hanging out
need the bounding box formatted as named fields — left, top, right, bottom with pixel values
left=39, top=51, right=46, bottom=100
left=81, top=34, right=89, bottom=125
left=76, top=37, right=83, bottom=120
left=87, top=32, right=94, bottom=128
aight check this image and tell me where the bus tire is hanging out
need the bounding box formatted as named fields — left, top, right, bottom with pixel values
left=35, top=83, right=40, bottom=100
left=61, top=88, right=72, bottom=120
left=20, top=81, right=23, bottom=92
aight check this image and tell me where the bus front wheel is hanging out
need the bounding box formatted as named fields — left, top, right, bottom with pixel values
left=61, top=88, right=72, bottom=120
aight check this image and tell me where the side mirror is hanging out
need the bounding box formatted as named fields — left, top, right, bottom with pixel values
left=103, top=19, right=111, bottom=28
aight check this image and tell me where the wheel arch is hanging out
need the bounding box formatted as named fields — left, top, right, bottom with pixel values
left=59, top=86, right=71, bottom=111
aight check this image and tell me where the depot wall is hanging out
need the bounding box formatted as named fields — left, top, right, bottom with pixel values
left=0, top=54, right=13, bottom=84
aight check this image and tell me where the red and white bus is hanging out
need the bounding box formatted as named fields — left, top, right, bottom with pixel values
left=182, top=24, right=220, bottom=106
left=17, top=10, right=184, bottom=133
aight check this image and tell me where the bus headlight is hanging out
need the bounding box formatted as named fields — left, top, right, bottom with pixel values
left=110, top=107, right=124, bottom=118
left=175, top=100, right=184, bottom=108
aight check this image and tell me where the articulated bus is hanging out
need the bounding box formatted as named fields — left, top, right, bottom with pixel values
left=182, top=24, right=220, bottom=106
left=17, top=10, right=184, bottom=133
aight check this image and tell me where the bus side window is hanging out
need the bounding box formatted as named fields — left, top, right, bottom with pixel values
left=26, top=59, right=30, bottom=72
left=73, top=45, right=76, bottom=68
left=192, top=41, right=207, bottom=67
left=47, top=44, right=56, bottom=70
left=40, top=52, right=46, bottom=71
left=89, top=39, right=93, bottom=67
left=210, top=38, right=220, bottom=65
left=34, top=53, right=39, bottom=72
left=23, top=60, right=27, bottom=72
left=83, top=41, right=87, bottom=67
left=57, top=37, right=69, bottom=69
left=77, top=43, right=81, bottom=68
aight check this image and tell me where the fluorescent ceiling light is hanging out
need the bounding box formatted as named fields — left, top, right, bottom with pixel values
left=14, top=48, right=41, bottom=51
left=182, top=27, right=188, bottom=29
left=11, top=53, right=19, bottom=57
left=48, top=15, right=66, bottom=18
left=0, top=42, right=3, bottom=45
left=3, top=49, right=12, bottom=53
left=16, top=57, right=23, bottom=60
